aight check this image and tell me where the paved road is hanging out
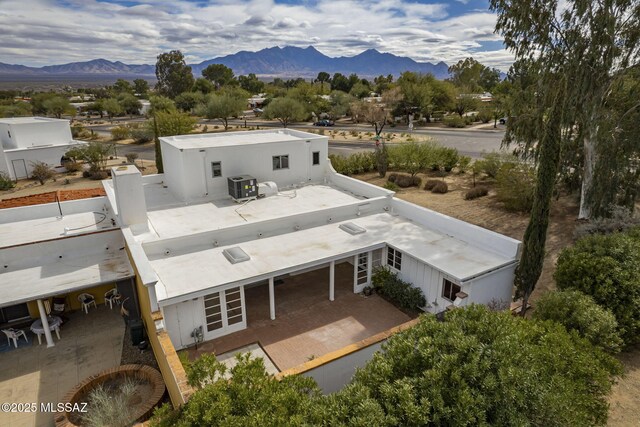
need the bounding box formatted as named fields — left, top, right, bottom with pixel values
left=89, top=120, right=506, bottom=162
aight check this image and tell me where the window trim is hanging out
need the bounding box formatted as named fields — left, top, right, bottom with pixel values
left=387, top=247, right=402, bottom=271
left=211, top=161, right=222, bottom=178
left=272, top=154, right=290, bottom=170
left=312, top=151, right=320, bottom=166
left=442, top=278, right=461, bottom=302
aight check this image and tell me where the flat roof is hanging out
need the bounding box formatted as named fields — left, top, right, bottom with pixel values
left=0, top=248, right=134, bottom=308
left=0, top=117, right=68, bottom=125
left=160, top=129, right=322, bottom=150
left=0, top=211, right=118, bottom=249
left=150, top=212, right=514, bottom=305
left=142, top=183, right=367, bottom=241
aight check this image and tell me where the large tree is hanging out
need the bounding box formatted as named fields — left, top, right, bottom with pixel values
left=448, top=57, right=501, bottom=92
left=490, top=0, right=640, bottom=312
left=155, top=50, right=195, bottom=99
left=262, top=97, right=307, bottom=127
left=42, top=96, right=73, bottom=118
left=133, top=78, right=149, bottom=97
left=238, top=73, right=265, bottom=94
left=315, top=71, right=331, bottom=92
left=201, top=64, right=236, bottom=88
left=197, top=93, right=246, bottom=130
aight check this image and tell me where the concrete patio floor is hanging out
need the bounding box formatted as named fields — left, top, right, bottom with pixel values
left=188, top=262, right=412, bottom=371
left=0, top=305, right=125, bottom=427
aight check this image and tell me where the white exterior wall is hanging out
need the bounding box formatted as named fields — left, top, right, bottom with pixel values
left=161, top=137, right=328, bottom=202
left=162, top=298, right=204, bottom=350
left=0, top=119, right=72, bottom=149
left=465, top=265, right=516, bottom=307
left=301, top=341, right=384, bottom=394
left=2, top=144, right=80, bottom=179
left=384, top=246, right=516, bottom=313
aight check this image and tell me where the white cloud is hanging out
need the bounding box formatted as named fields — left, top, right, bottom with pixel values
left=0, top=0, right=514, bottom=71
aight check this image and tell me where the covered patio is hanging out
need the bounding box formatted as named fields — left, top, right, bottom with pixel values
left=0, top=305, right=125, bottom=427
left=187, top=262, right=412, bottom=371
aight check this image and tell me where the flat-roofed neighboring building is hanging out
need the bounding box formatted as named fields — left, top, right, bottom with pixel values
left=0, top=117, right=85, bottom=180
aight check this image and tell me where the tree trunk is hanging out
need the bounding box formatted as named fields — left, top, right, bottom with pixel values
left=515, top=109, right=562, bottom=315
left=578, top=127, right=596, bottom=219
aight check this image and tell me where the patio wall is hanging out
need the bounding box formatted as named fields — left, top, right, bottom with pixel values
left=276, top=318, right=419, bottom=394
left=130, top=250, right=193, bottom=407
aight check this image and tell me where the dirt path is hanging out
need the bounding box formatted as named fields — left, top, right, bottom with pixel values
left=355, top=171, right=640, bottom=426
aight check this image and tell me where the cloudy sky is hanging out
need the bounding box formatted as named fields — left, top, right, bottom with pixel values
left=0, top=0, right=514, bottom=70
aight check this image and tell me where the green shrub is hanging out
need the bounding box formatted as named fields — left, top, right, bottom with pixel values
left=0, top=171, right=14, bottom=190
left=110, top=125, right=130, bottom=140
left=533, top=290, right=623, bottom=353
left=424, top=179, right=440, bottom=191
left=125, top=153, right=139, bottom=164
left=457, top=156, right=471, bottom=173
left=30, top=161, right=54, bottom=184
left=495, top=162, right=535, bottom=212
left=383, top=181, right=399, bottom=191
left=555, top=229, right=640, bottom=346
left=395, top=174, right=421, bottom=188
left=477, top=110, right=492, bottom=123
left=574, top=206, right=640, bottom=239
left=372, top=267, right=426, bottom=311
left=89, top=170, right=108, bottom=180
left=387, top=173, right=398, bottom=183
left=71, top=124, right=86, bottom=138
left=464, top=115, right=476, bottom=125
left=438, top=147, right=459, bottom=172
left=464, top=186, right=489, bottom=200
left=64, top=161, right=83, bottom=173
left=129, top=125, right=154, bottom=143
left=443, top=115, right=466, bottom=128
left=474, top=151, right=516, bottom=178
left=431, top=180, right=448, bottom=194
left=328, top=152, right=375, bottom=175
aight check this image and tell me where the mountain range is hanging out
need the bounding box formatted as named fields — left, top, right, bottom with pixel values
left=0, top=46, right=450, bottom=80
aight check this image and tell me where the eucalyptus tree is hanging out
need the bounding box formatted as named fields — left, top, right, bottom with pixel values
left=490, top=0, right=640, bottom=312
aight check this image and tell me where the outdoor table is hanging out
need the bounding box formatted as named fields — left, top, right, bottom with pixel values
left=30, top=316, right=62, bottom=344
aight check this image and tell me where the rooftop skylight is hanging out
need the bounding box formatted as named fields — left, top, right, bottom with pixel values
left=339, top=222, right=366, bottom=235
left=223, top=247, right=251, bottom=264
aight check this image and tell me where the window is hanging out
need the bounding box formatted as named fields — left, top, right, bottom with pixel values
left=272, top=155, right=289, bottom=170
left=387, top=247, right=402, bottom=270
left=211, top=161, right=222, bottom=178
left=312, top=151, right=320, bottom=165
left=442, top=279, right=461, bottom=302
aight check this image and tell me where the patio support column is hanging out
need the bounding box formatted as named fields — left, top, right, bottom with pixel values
left=269, top=277, right=276, bottom=320
left=36, top=299, right=55, bottom=348
left=367, top=251, right=373, bottom=285
left=353, top=255, right=358, bottom=292
left=329, top=260, right=335, bottom=301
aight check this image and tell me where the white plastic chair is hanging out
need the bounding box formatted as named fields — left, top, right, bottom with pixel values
left=104, top=288, right=121, bottom=309
left=77, top=293, right=96, bottom=314
left=2, top=328, right=28, bottom=348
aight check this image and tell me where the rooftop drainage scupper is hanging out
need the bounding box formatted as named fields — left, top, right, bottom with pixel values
left=223, top=247, right=251, bottom=264
left=339, top=222, right=366, bottom=235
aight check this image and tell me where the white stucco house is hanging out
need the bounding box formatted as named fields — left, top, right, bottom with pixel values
left=0, top=128, right=520, bottom=400
left=0, top=117, right=85, bottom=180
left=106, top=129, right=521, bottom=350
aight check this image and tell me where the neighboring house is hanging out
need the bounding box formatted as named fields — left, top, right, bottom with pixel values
left=0, top=128, right=520, bottom=405
left=0, top=117, right=85, bottom=179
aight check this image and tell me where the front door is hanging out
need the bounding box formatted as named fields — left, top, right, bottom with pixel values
left=11, top=159, right=27, bottom=180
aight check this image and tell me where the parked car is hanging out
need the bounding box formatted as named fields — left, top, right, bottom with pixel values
left=313, top=119, right=334, bottom=126
left=253, top=108, right=263, bottom=114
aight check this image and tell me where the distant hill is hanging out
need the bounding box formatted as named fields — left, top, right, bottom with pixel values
left=0, top=46, right=451, bottom=80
